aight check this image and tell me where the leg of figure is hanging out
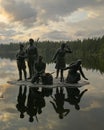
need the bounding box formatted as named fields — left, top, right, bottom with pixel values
left=31, top=60, right=35, bottom=76
left=31, top=74, right=39, bottom=83
left=23, top=86, right=27, bottom=94
left=27, top=61, right=32, bottom=79
left=60, top=87, right=63, bottom=94
left=56, top=87, right=59, bottom=94
left=60, top=69, right=64, bottom=82
left=18, top=69, right=22, bottom=81
left=23, top=68, right=27, bottom=80
left=56, top=69, right=59, bottom=78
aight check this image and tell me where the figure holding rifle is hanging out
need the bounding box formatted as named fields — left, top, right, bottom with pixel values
left=26, top=38, right=38, bottom=79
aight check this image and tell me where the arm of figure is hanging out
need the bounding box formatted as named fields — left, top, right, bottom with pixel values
left=16, top=53, right=18, bottom=58
left=51, top=96, right=56, bottom=102
left=63, top=63, right=74, bottom=70
left=52, top=49, right=59, bottom=61
left=63, top=109, right=70, bottom=116
left=64, top=98, right=69, bottom=102
left=78, top=89, right=88, bottom=101
left=50, top=101, right=57, bottom=112
left=63, top=66, right=70, bottom=71
left=65, top=45, right=72, bottom=53
left=17, top=51, right=27, bottom=59
left=79, top=67, right=88, bottom=80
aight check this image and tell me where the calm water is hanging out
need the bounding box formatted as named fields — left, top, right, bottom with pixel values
left=0, top=58, right=104, bottom=130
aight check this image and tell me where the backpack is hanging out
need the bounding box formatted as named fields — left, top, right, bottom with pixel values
left=42, top=73, right=53, bottom=85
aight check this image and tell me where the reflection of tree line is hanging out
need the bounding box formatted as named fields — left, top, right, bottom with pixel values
left=0, top=36, right=104, bottom=72
left=16, top=85, right=88, bottom=122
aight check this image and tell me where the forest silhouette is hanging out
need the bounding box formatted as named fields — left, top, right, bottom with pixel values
left=0, top=36, right=104, bottom=73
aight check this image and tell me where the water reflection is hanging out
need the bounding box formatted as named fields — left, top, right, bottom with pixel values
left=65, top=87, right=88, bottom=110
left=50, top=87, right=70, bottom=119
left=16, top=85, right=88, bottom=122
left=27, top=87, right=40, bottom=122
left=16, top=86, right=54, bottom=123
left=16, top=85, right=27, bottom=119
left=1, top=58, right=104, bottom=129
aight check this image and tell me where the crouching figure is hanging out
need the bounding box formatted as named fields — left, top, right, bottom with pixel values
left=31, top=56, right=53, bottom=85
left=64, top=59, right=88, bottom=83
left=31, top=56, right=46, bottom=84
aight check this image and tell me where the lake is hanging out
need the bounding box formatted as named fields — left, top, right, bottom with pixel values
left=0, top=58, right=104, bottom=130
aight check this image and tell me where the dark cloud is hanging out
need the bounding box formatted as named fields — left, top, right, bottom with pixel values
left=0, top=0, right=104, bottom=42
left=30, top=0, right=103, bottom=22
left=1, top=0, right=37, bottom=27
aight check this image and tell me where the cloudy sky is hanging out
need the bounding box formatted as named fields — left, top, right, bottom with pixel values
left=0, top=0, right=104, bottom=43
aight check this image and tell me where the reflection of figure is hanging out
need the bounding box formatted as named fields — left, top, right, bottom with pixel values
left=16, top=85, right=27, bottom=118
left=16, top=44, right=27, bottom=81
left=32, top=88, right=46, bottom=115
left=26, top=38, right=38, bottom=79
left=26, top=88, right=38, bottom=122
left=64, top=59, right=88, bottom=83
left=42, top=87, right=53, bottom=97
left=65, top=87, right=88, bottom=110
left=31, top=56, right=46, bottom=84
left=52, top=43, right=72, bottom=82
left=50, top=87, right=70, bottom=119
left=26, top=88, right=46, bottom=122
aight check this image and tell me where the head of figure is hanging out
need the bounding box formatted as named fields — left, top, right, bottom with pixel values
left=38, top=108, right=42, bottom=114
left=61, top=43, right=65, bottom=49
left=19, top=44, right=24, bottom=50
left=29, top=117, right=34, bottom=122
left=29, top=38, right=34, bottom=45
left=75, top=104, right=80, bottom=110
left=20, top=113, right=24, bottom=118
left=76, top=59, right=82, bottom=66
left=38, top=56, right=43, bottom=62
left=59, top=113, right=63, bottom=119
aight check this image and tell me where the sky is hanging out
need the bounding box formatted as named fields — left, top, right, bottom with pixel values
left=0, top=0, right=104, bottom=43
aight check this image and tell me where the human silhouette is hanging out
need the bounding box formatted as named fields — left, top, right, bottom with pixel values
left=16, top=44, right=27, bottom=81
left=31, top=88, right=46, bottom=115
left=31, top=56, right=46, bottom=84
left=65, top=87, right=88, bottom=110
left=42, top=87, right=53, bottom=97
left=64, top=59, right=88, bottom=83
left=26, top=38, right=38, bottom=79
left=16, top=85, right=27, bottom=118
left=26, top=87, right=38, bottom=122
left=50, top=87, right=70, bottom=119
left=52, top=43, right=72, bottom=82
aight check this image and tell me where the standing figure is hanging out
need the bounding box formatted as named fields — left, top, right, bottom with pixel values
left=16, top=44, right=27, bottom=81
left=64, top=59, right=88, bottom=83
left=26, top=38, right=38, bottom=79
left=31, top=56, right=46, bottom=84
left=52, top=43, right=72, bottom=82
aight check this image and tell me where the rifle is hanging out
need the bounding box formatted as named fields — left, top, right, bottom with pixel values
left=35, top=38, right=40, bottom=47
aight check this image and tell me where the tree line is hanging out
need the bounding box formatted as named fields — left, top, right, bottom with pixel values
left=0, top=35, right=104, bottom=73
